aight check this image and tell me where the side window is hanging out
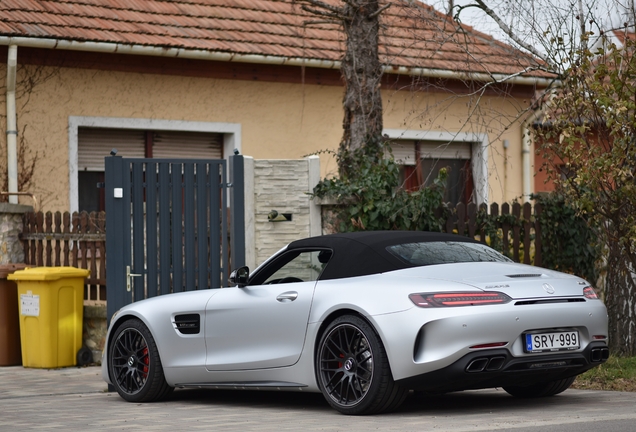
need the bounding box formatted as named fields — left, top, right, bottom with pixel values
left=258, top=250, right=332, bottom=285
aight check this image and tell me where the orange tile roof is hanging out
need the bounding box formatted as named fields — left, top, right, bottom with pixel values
left=610, top=27, right=636, bottom=46
left=0, top=0, right=550, bottom=80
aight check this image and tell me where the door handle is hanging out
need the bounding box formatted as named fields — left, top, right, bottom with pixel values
left=276, top=291, right=298, bottom=303
left=126, top=265, right=143, bottom=292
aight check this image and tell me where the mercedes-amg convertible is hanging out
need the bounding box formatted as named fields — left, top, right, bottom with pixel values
left=102, top=231, right=609, bottom=415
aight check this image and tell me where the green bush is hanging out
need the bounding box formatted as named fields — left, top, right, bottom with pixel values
left=312, top=144, right=447, bottom=232
left=532, top=192, right=599, bottom=283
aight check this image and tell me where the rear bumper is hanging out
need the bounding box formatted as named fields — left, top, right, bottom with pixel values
left=396, top=342, right=609, bottom=392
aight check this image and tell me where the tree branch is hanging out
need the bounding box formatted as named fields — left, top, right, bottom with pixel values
left=301, top=5, right=344, bottom=21
left=298, top=0, right=345, bottom=16
left=303, top=19, right=341, bottom=26
left=467, top=0, right=552, bottom=66
left=368, top=3, right=392, bottom=20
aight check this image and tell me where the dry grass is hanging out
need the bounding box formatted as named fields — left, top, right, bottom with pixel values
left=572, top=356, right=636, bottom=392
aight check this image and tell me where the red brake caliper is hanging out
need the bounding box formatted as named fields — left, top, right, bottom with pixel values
left=142, top=347, right=149, bottom=376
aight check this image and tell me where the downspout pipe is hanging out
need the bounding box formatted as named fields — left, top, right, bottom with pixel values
left=521, top=108, right=542, bottom=202
left=5, top=45, right=17, bottom=204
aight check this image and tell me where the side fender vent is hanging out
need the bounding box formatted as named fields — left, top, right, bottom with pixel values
left=174, top=314, right=200, bottom=335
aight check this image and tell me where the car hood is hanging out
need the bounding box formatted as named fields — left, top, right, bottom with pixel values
left=390, top=261, right=590, bottom=300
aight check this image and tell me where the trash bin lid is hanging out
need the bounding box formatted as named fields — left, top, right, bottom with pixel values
left=0, top=263, right=29, bottom=279
left=7, top=266, right=90, bottom=281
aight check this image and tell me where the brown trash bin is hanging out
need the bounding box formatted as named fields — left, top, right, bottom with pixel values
left=0, top=263, right=28, bottom=366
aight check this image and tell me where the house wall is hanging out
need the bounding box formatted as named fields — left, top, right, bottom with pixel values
left=383, top=88, right=531, bottom=203
left=533, top=130, right=602, bottom=194
left=0, top=49, right=536, bottom=211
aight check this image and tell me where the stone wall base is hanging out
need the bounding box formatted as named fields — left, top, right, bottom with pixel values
left=83, top=304, right=107, bottom=365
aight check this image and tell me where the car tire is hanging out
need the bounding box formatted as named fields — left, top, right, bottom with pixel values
left=109, top=318, right=173, bottom=402
left=316, top=315, right=407, bottom=415
left=503, top=376, right=576, bottom=398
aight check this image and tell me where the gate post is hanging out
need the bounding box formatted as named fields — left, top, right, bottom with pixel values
left=229, top=155, right=245, bottom=276
left=105, top=154, right=130, bottom=325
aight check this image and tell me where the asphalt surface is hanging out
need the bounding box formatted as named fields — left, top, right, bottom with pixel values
left=2, top=365, right=636, bottom=431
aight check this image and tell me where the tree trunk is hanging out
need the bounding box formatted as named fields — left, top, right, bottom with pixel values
left=605, top=241, right=636, bottom=356
left=339, top=0, right=384, bottom=174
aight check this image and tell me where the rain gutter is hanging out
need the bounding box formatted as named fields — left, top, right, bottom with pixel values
left=0, top=36, right=555, bottom=87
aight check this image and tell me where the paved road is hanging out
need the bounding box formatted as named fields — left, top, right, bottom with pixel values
left=1, top=366, right=636, bottom=431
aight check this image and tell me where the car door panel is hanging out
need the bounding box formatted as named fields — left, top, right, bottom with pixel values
left=204, top=281, right=316, bottom=371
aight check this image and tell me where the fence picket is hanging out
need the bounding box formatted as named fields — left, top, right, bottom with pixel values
left=479, top=203, right=488, bottom=243
left=534, top=203, right=543, bottom=267
left=54, top=212, right=61, bottom=266
left=457, top=203, right=466, bottom=236
left=523, top=203, right=532, bottom=265
left=63, top=212, right=70, bottom=266
left=467, top=203, right=477, bottom=239
left=36, top=212, right=44, bottom=265
left=45, top=212, right=53, bottom=266
left=512, top=203, right=521, bottom=262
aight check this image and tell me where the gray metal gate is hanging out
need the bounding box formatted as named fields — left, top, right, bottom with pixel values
left=104, top=154, right=245, bottom=324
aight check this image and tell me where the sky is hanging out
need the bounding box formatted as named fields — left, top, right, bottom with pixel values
left=425, top=0, right=631, bottom=50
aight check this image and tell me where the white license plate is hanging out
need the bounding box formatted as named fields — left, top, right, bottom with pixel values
left=524, top=331, right=580, bottom=353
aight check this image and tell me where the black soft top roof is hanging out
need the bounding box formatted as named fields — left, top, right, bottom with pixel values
left=287, top=231, right=479, bottom=281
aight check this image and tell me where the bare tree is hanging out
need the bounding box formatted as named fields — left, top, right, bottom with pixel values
left=456, top=0, right=636, bottom=355
left=297, top=0, right=390, bottom=175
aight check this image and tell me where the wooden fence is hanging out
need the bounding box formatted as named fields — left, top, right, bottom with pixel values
left=19, top=202, right=542, bottom=305
left=438, top=201, right=543, bottom=267
left=20, top=211, right=106, bottom=304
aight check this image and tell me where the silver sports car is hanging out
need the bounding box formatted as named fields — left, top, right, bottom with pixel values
left=102, top=231, right=609, bottom=415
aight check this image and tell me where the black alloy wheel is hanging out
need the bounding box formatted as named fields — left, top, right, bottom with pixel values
left=109, top=318, right=172, bottom=402
left=316, top=315, right=407, bottom=415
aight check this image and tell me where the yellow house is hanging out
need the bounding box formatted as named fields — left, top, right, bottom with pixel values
left=0, top=0, right=552, bottom=212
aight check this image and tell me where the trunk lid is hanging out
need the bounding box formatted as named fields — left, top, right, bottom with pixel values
left=395, top=262, right=590, bottom=300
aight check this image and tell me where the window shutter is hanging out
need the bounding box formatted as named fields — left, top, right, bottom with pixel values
left=390, top=140, right=472, bottom=165
left=390, top=141, right=418, bottom=165
left=78, top=128, right=145, bottom=171
left=153, top=131, right=223, bottom=159
left=419, top=141, right=471, bottom=159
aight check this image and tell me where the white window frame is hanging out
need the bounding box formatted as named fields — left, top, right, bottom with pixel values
left=68, top=116, right=242, bottom=213
left=383, top=129, right=489, bottom=205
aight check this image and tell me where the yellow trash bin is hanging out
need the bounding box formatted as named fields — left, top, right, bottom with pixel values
left=8, top=267, right=89, bottom=368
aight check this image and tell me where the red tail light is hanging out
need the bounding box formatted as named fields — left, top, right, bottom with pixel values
left=409, top=292, right=512, bottom=308
left=583, top=286, right=599, bottom=299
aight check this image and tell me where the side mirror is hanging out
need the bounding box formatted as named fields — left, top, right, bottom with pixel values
left=229, top=266, right=249, bottom=288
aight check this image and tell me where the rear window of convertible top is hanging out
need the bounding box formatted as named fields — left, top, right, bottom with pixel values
left=387, top=241, right=512, bottom=266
